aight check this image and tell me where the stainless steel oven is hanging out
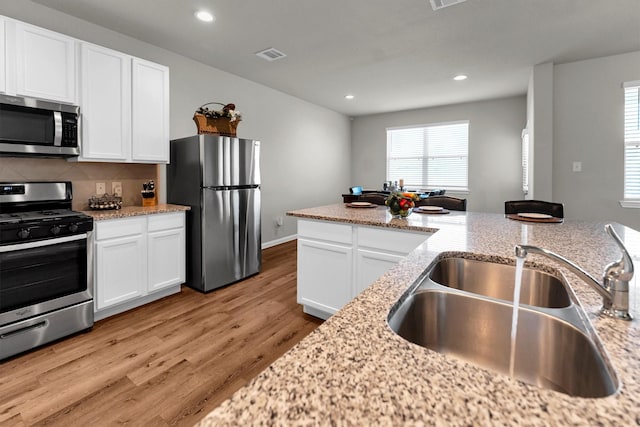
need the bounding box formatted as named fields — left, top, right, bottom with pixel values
left=0, top=182, right=93, bottom=361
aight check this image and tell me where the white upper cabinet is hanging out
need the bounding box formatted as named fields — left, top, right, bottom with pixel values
left=79, top=43, right=131, bottom=161
left=14, top=21, right=77, bottom=104
left=1, top=15, right=171, bottom=163
left=132, top=58, right=170, bottom=163
left=76, top=49, right=170, bottom=163
left=0, top=17, right=6, bottom=94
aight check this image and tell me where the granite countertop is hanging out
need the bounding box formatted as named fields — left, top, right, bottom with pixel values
left=197, top=204, right=640, bottom=426
left=82, top=204, right=190, bottom=221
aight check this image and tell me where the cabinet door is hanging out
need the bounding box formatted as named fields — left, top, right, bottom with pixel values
left=131, top=58, right=169, bottom=163
left=148, top=227, right=185, bottom=292
left=79, top=43, right=130, bottom=161
left=14, top=22, right=76, bottom=104
left=297, top=238, right=352, bottom=319
left=0, top=18, right=5, bottom=94
left=355, top=249, right=404, bottom=296
left=95, top=234, right=146, bottom=310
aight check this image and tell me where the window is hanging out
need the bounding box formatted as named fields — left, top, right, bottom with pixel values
left=624, top=81, right=640, bottom=200
left=522, top=128, right=530, bottom=195
left=386, top=121, right=468, bottom=191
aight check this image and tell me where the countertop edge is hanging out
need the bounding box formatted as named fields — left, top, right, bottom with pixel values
left=82, top=204, right=191, bottom=221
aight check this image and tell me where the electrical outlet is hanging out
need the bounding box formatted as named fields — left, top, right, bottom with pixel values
left=96, top=182, right=106, bottom=195
left=572, top=161, right=582, bottom=172
left=276, top=216, right=284, bottom=227
left=112, top=182, right=122, bottom=197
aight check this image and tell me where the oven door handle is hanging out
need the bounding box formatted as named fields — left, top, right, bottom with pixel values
left=0, top=233, right=87, bottom=253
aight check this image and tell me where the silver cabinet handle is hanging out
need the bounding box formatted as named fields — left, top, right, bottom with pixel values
left=0, top=233, right=86, bottom=253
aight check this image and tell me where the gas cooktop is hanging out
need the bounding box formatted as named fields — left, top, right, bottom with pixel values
left=0, top=182, right=93, bottom=244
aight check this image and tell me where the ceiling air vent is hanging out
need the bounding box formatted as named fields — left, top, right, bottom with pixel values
left=255, top=47, right=287, bottom=62
left=430, top=0, right=467, bottom=11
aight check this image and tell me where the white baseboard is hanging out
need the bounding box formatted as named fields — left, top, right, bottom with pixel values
left=262, top=234, right=297, bottom=249
left=94, top=285, right=181, bottom=321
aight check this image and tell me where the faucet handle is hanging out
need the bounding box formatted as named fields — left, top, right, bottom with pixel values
left=604, top=224, right=634, bottom=281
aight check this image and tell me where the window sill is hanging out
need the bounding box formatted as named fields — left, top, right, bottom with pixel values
left=620, top=200, right=640, bottom=208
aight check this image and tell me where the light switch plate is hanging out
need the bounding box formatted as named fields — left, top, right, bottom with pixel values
left=112, top=182, right=122, bottom=197
left=96, top=182, right=106, bottom=195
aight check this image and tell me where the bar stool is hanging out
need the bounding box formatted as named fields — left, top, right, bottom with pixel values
left=417, top=195, right=467, bottom=211
left=504, top=200, right=564, bottom=218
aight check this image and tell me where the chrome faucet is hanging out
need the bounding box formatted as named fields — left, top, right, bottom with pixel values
left=515, top=224, right=634, bottom=321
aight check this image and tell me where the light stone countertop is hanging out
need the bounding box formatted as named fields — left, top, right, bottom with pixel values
left=197, top=204, right=640, bottom=426
left=82, top=204, right=190, bottom=221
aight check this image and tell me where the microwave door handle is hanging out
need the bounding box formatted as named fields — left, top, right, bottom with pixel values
left=53, top=111, right=62, bottom=146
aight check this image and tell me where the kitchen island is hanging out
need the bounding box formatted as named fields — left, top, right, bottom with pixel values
left=197, top=204, right=640, bottom=425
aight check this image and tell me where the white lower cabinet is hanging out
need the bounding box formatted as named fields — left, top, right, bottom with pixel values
left=94, top=212, right=185, bottom=320
left=147, top=213, right=185, bottom=292
left=355, top=249, right=404, bottom=295
left=296, top=219, right=430, bottom=319
left=96, top=230, right=146, bottom=309
left=298, top=238, right=353, bottom=317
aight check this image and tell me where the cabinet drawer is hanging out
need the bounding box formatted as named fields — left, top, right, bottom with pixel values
left=357, top=226, right=430, bottom=254
left=147, top=212, right=184, bottom=232
left=95, top=217, right=146, bottom=240
left=298, top=219, right=352, bottom=245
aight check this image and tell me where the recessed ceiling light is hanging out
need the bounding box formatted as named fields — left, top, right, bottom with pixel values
left=195, top=10, right=215, bottom=23
left=453, top=74, right=468, bottom=81
left=345, top=94, right=355, bottom=100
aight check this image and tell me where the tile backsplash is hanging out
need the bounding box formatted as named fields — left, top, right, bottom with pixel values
left=0, top=157, right=158, bottom=211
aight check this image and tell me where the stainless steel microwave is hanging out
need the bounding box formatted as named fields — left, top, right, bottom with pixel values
left=0, top=94, right=80, bottom=157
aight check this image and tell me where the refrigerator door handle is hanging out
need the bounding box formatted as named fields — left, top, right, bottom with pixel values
left=203, top=184, right=260, bottom=191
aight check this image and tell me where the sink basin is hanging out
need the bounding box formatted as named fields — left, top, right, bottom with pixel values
left=388, top=290, right=618, bottom=397
left=428, top=257, right=572, bottom=308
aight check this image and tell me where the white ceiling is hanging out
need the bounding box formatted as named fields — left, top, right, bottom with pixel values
left=31, top=0, right=640, bottom=116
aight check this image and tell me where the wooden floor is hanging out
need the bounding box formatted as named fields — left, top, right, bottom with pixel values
left=0, top=240, right=323, bottom=426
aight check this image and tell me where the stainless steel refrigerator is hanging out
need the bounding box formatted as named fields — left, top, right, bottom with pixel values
left=167, top=135, right=261, bottom=292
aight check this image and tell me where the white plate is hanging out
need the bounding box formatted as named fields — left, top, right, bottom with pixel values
left=518, top=212, right=552, bottom=219
left=349, top=201, right=373, bottom=207
left=418, top=206, right=443, bottom=211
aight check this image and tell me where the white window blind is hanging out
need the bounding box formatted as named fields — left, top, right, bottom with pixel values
left=624, top=81, right=640, bottom=199
left=386, top=121, right=468, bottom=191
left=522, top=128, right=530, bottom=195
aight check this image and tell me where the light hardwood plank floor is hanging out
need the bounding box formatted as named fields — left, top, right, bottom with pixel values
left=0, top=240, right=323, bottom=426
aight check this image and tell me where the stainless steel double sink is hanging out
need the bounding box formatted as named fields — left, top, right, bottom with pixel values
left=387, top=256, right=618, bottom=398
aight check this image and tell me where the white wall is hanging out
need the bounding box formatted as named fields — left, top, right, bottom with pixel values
left=350, top=96, right=527, bottom=213
left=553, top=51, right=640, bottom=230
left=0, top=1, right=351, bottom=245
left=529, top=62, right=554, bottom=201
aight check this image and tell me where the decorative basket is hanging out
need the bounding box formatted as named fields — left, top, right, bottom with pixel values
left=193, top=102, right=241, bottom=137
left=89, top=194, right=122, bottom=210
